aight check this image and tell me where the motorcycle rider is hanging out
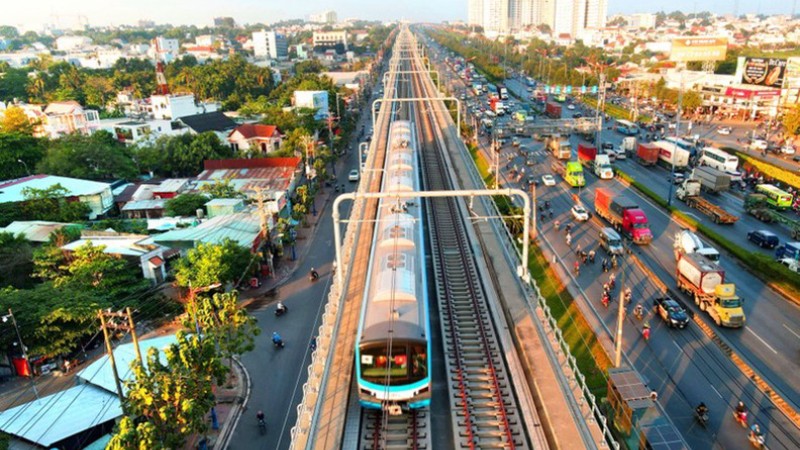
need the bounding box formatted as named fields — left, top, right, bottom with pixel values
left=696, top=402, right=709, bottom=420
left=257, top=410, right=265, bottom=423
left=642, top=321, right=651, bottom=341
left=272, top=331, right=283, bottom=346
left=276, top=302, right=287, bottom=315
left=750, top=423, right=763, bottom=441
left=634, top=303, right=644, bottom=320
left=310, top=267, right=319, bottom=280
left=735, top=401, right=747, bottom=424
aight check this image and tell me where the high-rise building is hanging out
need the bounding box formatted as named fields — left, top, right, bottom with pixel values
left=548, top=0, right=607, bottom=37
left=309, top=10, right=338, bottom=24
left=468, top=0, right=484, bottom=27
left=469, top=0, right=605, bottom=36
left=253, top=31, right=288, bottom=60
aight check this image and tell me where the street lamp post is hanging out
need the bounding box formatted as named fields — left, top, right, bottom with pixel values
left=3, top=309, right=39, bottom=399
left=666, top=71, right=685, bottom=207
left=17, top=159, right=30, bottom=176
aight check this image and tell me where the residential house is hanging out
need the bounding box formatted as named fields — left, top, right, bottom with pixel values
left=148, top=210, right=264, bottom=253
left=61, top=231, right=169, bottom=283
left=177, top=111, right=237, bottom=139
left=195, top=157, right=301, bottom=216
left=121, top=199, right=166, bottom=219
left=150, top=93, right=219, bottom=120
left=0, top=221, right=81, bottom=243
left=0, top=336, right=176, bottom=449
left=227, top=124, right=283, bottom=155
left=205, top=198, right=246, bottom=218
left=0, top=175, right=113, bottom=220
left=13, top=101, right=101, bottom=139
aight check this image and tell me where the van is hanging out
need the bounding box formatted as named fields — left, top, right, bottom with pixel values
left=747, top=229, right=779, bottom=249
left=599, top=227, right=624, bottom=255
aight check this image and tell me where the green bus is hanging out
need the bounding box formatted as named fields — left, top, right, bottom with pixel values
left=756, top=184, right=793, bottom=210
left=554, top=93, right=567, bottom=103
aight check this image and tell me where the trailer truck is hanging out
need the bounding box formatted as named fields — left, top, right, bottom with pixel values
left=545, top=101, right=562, bottom=119
left=594, top=188, right=653, bottom=244
left=547, top=136, right=572, bottom=159
left=676, top=253, right=745, bottom=327
left=674, top=229, right=720, bottom=262
left=636, top=143, right=659, bottom=166
left=675, top=179, right=739, bottom=224
left=551, top=160, right=585, bottom=187
left=653, top=140, right=691, bottom=168
left=577, top=144, right=613, bottom=179
left=692, top=166, right=731, bottom=193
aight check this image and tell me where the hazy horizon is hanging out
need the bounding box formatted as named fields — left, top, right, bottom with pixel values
left=2, top=0, right=795, bottom=31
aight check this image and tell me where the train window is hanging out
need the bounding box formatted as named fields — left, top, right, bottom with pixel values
left=410, top=345, right=427, bottom=380
left=387, top=225, right=408, bottom=239
left=360, top=344, right=410, bottom=383
left=386, top=254, right=408, bottom=269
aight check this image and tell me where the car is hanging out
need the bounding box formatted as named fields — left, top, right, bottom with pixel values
left=542, top=174, right=556, bottom=186
left=669, top=172, right=685, bottom=185
left=512, top=137, right=520, bottom=147
left=750, top=139, right=768, bottom=151
left=348, top=169, right=360, bottom=182
left=653, top=296, right=690, bottom=329
left=781, top=145, right=796, bottom=155
left=567, top=104, right=576, bottom=110
left=571, top=204, right=589, bottom=221
left=717, top=126, right=732, bottom=135
left=747, top=229, right=779, bottom=249
left=793, top=155, right=800, bottom=163
left=573, top=112, right=583, bottom=118
left=613, top=146, right=627, bottom=160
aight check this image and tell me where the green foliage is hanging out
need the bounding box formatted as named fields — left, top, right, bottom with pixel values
left=199, top=178, right=244, bottom=199
left=189, top=291, right=260, bottom=367
left=168, top=54, right=273, bottom=110
left=20, top=184, right=91, bottom=223
left=131, top=132, right=234, bottom=178
left=0, top=132, right=46, bottom=179
left=87, top=219, right=148, bottom=234
left=109, top=331, right=228, bottom=450
left=174, top=240, right=252, bottom=289
left=164, top=193, right=209, bottom=217
left=37, top=131, right=137, bottom=180
left=0, top=232, right=34, bottom=288
left=725, top=147, right=800, bottom=190
left=0, top=67, right=31, bottom=102
left=0, top=106, right=35, bottom=134
left=294, top=59, right=324, bottom=75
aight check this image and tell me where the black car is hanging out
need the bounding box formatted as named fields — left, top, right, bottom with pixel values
left=747, top=229, right=779, bottom=249
left=653, top=297, right=690, bottom=329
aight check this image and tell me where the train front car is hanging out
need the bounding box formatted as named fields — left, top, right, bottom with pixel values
left=356, top=120, right=431, bottom=414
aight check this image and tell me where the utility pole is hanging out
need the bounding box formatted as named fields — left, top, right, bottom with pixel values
left=99, top=310, right=128, bottom=407
left=252, top=186, right=275, bottom=278
left=614, top=263, right=627, bottom=367
left=3, top=310, right=38, bottom=400
left=530, top=182, right=537, bottom=241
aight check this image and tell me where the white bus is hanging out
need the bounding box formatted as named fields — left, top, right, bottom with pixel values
left=664, top=136, right=694, bottom=152
left=615, top=120, right=639, bottom=136
left=701, top=147, right=739, bottom=173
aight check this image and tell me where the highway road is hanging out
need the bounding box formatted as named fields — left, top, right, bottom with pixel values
left=428, top=41, right=800, bottom=449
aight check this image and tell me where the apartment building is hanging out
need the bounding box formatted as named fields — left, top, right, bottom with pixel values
left=310, top=10, right=338, bottom=24
left=252, top=30, right=288, bottom=59
left=313, top=30, right=348, bottom=51
left=468, top=0, right=606, bottom=36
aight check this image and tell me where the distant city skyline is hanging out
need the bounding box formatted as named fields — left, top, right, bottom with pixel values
left=1, top=0, right=795, bottom=31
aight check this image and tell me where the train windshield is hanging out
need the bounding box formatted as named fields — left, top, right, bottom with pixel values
left=360, top=342, right=427, bottom=385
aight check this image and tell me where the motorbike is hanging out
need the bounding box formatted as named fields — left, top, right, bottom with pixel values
left=601, top=293, right=609, bottom=308
left=258, top=418, right=267, bottom=435
left=275, top=303, right=288, bottom=317
left=273, top=339, right=285, bottom=349
left=734, top=410, right=748, bottom=427
left=642, top=326, right=651, bottom=341
left=694, top=409, right=709, bottom=428
left=749, top=431, right=766, bottom=449
left=309, top=270, right=320, bottom=282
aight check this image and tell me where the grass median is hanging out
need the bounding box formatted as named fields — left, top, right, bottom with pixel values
left=582, top=97, right=652, bottom=124
left=468, top=142, right=611, bottom=394
left=616, top=168, right=800, bottom=299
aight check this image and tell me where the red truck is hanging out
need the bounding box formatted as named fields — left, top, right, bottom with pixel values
left=577, top=143, right=597, bottom=163
left=594, top=188, right=653, bottom=244
left=636, top=143, right=659, bottom=166
left=545, top=102, right=562, bottom=119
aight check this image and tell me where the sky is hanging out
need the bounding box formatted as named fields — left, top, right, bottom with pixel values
left=2, top=0, right=796, bottom=31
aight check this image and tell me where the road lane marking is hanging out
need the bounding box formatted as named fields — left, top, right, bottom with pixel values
left=673, top=341, right=683, bottom=353
left=710, top=384, right=723, bottom=399
left=746, top=328, right=778, bottom=354
left=784, top=324, right=800, bottom=340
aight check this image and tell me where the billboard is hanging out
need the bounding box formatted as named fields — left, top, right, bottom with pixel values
left=741, top=57, right=788, bottom=88
left=293, top=90, right=330, bottom=120
left=670, top=37, right=727, bottom=62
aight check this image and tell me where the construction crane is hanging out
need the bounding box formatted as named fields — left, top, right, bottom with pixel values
left=152, top=38, right=170, bottom=96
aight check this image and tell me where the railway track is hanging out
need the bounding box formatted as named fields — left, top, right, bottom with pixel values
left=410, top=41, right=530, bottom=449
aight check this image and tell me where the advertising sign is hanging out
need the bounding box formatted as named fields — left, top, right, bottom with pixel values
left=742, top=58, right=788, bottom=88
left=670, top=37, right=727, bottom=62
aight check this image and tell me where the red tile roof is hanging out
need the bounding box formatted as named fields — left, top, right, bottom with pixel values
left=203, top=157, right=300, bottom=171
left=229, top=124, right=281, bottom=139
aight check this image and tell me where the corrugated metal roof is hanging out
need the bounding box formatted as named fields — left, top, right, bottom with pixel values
left=0, top=175, right=111, bottom=204
left=150, top=211, right=261, bottom=248
left=0, top=221, right=78, bottom=243
left=121, top=199, right=166, bottom=211
left=61, top=234, right=157, bottom=257
left=0, top=385, right=121, bottom=447
left=76, top=335, right=177, bottom=395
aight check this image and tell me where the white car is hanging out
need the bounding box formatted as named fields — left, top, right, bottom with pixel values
left=717, top=126, right=732, bottom=135
left=781, top=145, right=796, bottom=155
left=614, top=147, right=626, bottom=160
left=542, top=174, right=556, bottom=186
left=571, top=204, right=589, bottom=221
left=750, top=139, right=768, bottom=151
left=348, top=169, right=360, bottom=182
left=567, top=104, right=576, bottom=110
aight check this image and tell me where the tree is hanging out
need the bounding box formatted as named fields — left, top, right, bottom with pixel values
left=190, top=291, right=260, bottom=369
left=54, top=242, right=148, bottom=299
left=198, top=179, right=244, bottom=199
left=0, top=132, right=46, bottom=179
left=0, top=232, right=33, bottom=288
left=108, top=331, right=228, bottom=450
left=38, top=131, right=138, bottom=180
left=21, top=184, right=91, bottom=223
left=0, top=106, right=34, bottom=134
left=0, top=67, right=31, bottom=102
left=681, top=90, right=703, bottom=113
left=174, top=240, right=252, bottom=290
left=164, top=193, right=209, bottom=217
left=782, top=104, right=800, bottom=138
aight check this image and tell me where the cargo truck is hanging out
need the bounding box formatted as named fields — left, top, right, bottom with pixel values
left=545, top=101, right=562, bottom=119
left=636, top=143, right=659, bottom=166
left=594, top=188, right=653, bottom=244
left=653, top=140, right=690, bottom=168
left=744, top=194, right=800, bottom=238
left=551, top=160, right=585, bottom=187
left=692, top=166, right=731, bottom=193
left=676, top=253, right=745, bottom=327
left=547, top=136, right=572, bottom=159
left=674, top=229, right=720, bottom=262
left=622, top=137, right=637, bottom=155
left=776, top=241, right=800, bottom=261
left=577, top=144, right=613, bottom=179
left=675, top=179, right=738, bottom=224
